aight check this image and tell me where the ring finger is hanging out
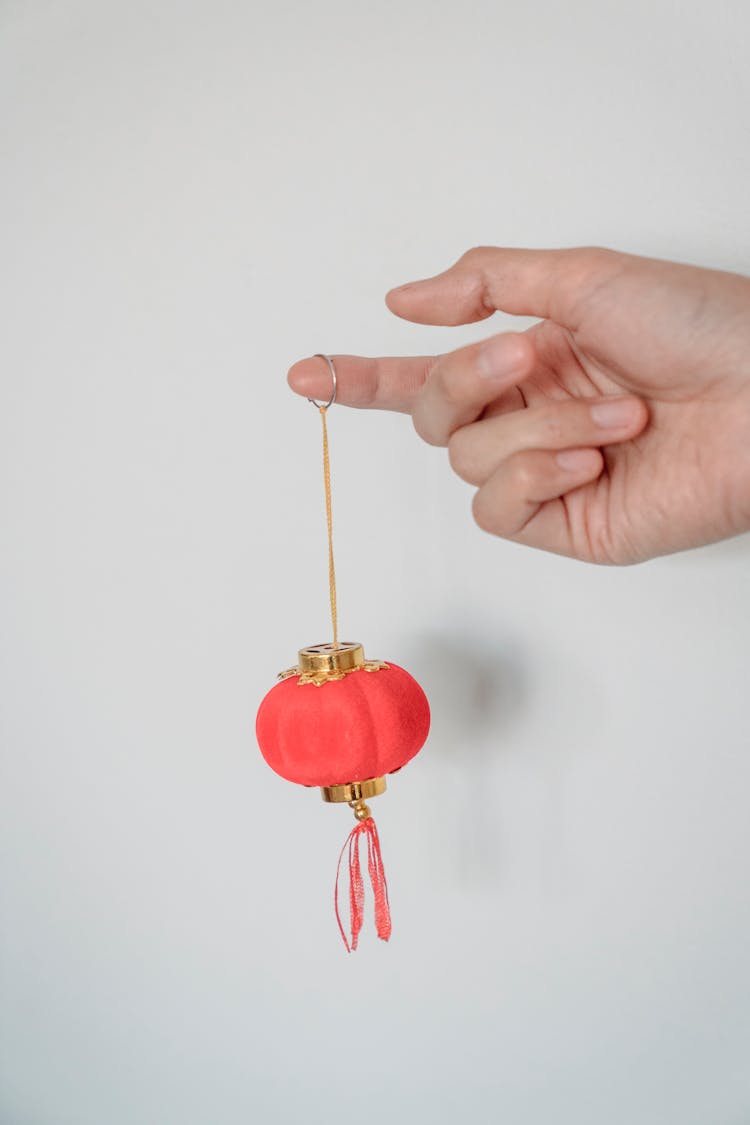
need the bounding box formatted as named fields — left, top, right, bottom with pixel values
left=448, top=395, right=648, bottom=485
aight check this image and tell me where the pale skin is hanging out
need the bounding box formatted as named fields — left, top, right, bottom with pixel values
left=287, top=247, right=750, bottom=564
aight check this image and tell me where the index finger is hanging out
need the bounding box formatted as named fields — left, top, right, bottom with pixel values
left=287, top=354, right=434, bottom=414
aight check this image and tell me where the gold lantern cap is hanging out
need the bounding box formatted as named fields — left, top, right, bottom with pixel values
left=278, top=642, right=388, bottom=687
left=299, top=642, right=365, bottom=676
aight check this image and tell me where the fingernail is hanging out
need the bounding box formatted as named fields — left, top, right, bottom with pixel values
left=476, top=335, right=527, bottom=380
left=556, top=448, right=600, bottom=472
left=590, top=397, right=638, bottom=428
left=387, top=281, right=419, bottom=297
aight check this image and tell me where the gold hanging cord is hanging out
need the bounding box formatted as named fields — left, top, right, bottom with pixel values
left=309, top=355, right=338, bottom=649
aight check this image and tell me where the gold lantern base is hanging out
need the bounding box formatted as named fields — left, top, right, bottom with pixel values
left=320, top=776, right=387, bottom=804
left=321, top=776, right=387, bottom=823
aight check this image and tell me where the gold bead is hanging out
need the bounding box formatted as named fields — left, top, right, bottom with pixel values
left=352, top=801, right=371, bottom=821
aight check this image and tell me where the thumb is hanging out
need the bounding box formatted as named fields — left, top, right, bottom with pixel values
left=385, top=245, right=620, bottom=327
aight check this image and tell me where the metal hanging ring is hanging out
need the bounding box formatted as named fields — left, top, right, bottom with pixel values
left=308, top=354, right=337, bottom=410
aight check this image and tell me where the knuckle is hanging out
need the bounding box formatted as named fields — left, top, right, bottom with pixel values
left=508, top=455, right=538, bottom=495
left=360, top=359, right=380, bottom=407
left=438, top=365, right=470, bottom=408
left=447, top=430, right=475, bottom=481
left=576, top=244, right=610, bottom=263
left=569, top=245, right=622, bottom=281
left=573, top=245, right=614, bottom=267
left=411, top=410, right=443, bottom=448
left=539, top=410, right=566, bottom=444
left=459, top=245, right=495, bottom=267
left=471, top=491, right=497, bottom=534
left=455, top=248, right=499, bottom=319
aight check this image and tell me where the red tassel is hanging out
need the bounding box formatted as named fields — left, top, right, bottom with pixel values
left=334, top=816, right=391, bottom=952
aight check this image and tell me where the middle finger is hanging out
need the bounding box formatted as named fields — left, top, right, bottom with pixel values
left=411, top=331, right=536, bottom=446
left=448, top=395, right=648, bottom=485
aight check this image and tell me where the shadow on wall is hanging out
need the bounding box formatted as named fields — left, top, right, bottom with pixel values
left=402, top=626, right=529, bottom=756
left=398, top=620, right=607, bottom=890
left=397, top=624, right=529, bottom=886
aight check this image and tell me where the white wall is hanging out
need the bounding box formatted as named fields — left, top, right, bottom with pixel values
left=2, top=2, right=749, bottom=1123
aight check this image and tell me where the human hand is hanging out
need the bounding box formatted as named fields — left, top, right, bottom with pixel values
left=288, top=247, right=750, bottom=563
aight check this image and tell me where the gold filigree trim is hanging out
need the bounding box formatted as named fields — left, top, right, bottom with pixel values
left=277, top=661, right=388, bottom=688
left=277, top=667, right=300, bottom=681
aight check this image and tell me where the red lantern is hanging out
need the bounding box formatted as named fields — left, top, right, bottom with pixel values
left=256, top=641, right=430, bottom=950
left=257, top=354, right=431, bottom=949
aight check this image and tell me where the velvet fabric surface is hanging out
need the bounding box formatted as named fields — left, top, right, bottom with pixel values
left=256, top=663, right=430, bottom=786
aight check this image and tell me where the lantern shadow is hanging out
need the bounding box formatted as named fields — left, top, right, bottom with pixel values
left=397, top=626, right=528, bottom=886
left=401, top=626, right=527, bottom=752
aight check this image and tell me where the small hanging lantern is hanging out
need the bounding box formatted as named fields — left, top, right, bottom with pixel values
left=255, top=356, right=430, bottom=950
